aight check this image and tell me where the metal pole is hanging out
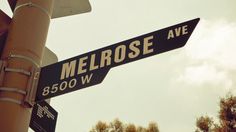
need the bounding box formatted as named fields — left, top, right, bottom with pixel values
left=0, top=0, right=54, bottom=131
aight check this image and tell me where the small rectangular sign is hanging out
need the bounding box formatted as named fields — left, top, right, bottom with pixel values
left=35, top=18, right=200, bottom=102
left=30, top=101, right=58, bottom=132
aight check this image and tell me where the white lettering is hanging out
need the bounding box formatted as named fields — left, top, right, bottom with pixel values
left=167, top=30, right=175, bottom=39
left=90, top=54, right=99, bottom=71
left=60, top=60, right=76, bottom=80
left=174, top=27, right=181, bottom=37
left=100, top=50, right=112, bottom=68
left=129, top=40, right=141, bottom=58
left=114, top=45, right=126, bottom=63
left=182, top=25, right=188, bottom=35
left=167, top=25, right=188, bottom=39
left=143, top=36, right=154, bottom=55
left=78, top=56, right=88, bottom=74
left=81, top=74, right=93, bottom=85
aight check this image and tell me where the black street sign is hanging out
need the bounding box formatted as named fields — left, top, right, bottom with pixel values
left=35, top=18, right=200, bottom=102
left=30, top=101, right=58, bottom=132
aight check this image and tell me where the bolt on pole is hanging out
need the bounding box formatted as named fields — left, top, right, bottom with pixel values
left=0, top=0, right=54, bottom=131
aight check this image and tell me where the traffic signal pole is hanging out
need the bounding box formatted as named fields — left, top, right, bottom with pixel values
left=0, top=0, right=54, bottom=131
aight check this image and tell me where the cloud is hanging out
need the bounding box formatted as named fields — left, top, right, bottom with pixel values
left=164, top=19, right=236, bottom=132
left=176, top=19, right=236, bottom=94
left=178, top=63, right=232, bottom=89
left=186, top=19, right=236, bottom=70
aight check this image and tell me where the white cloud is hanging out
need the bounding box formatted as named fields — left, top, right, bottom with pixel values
left=178, top=63, right=232, bottom=89
left=167, top=20, right=236, bottom=131
left=176, top=19, right=236, bottom=95
left=186, top=19, right=236, bottom=70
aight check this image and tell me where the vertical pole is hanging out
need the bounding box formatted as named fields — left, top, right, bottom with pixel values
left=0, top=0, right=54, bottom=131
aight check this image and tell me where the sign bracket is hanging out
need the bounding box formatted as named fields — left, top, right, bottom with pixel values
left=0, top=87, right=27, bottom=95
left=0, top=60, right=40, bottom=107
left=8, top=54, right=40, bottom=68
left=24, top=66, right=40, bottom=107
left=0, top=61, right=23, bottom=105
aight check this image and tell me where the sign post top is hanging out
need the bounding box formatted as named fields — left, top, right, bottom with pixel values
left=7, top=0, right=91, bottom=18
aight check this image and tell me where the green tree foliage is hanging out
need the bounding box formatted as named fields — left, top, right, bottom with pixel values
left=90, top=119, right=159, bottom=132
left=196, top=94, right=236, bottom=132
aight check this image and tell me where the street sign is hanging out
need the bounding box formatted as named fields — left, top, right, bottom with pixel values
left=30, top=101, right=58, bottom=132
left=52, top=0, right=91, bottom=18
left=7, top=0, right=16, bottom=12
left=35, top=18, right=200, bottom=102
left=42, top=47, right=58, bottom=67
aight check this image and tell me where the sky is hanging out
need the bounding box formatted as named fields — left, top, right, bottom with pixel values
left=1, top=0, right=236, bottom=132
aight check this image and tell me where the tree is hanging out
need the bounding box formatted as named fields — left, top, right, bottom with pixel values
left=136, top=126, right=147, bottom=132
left=109, top=119, right=123, bottom=132
left=90, top=119, right=159, bottom=132
left=90, top=121, right=108, bottom=132
left=196, top=94, right=236, bottom=132
left=195, top=116, right=213, bottom=132
left=147, top=122, right=159, bottom=132
left=125, top=124, right=136, bottom=132
left=219, top=95, right=236, bottom=131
